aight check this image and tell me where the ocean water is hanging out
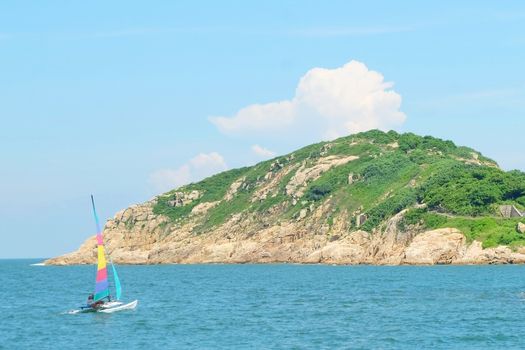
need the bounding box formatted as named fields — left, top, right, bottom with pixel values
left=1, top=260, right=525, bottom=349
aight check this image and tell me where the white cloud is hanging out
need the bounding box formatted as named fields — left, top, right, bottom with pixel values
left=188, top=152, right=227, bottom=169
left=210, top=60, right=406, bottom=141
left=252, top=144, right=276, bottom=158
left=149, top=152, right=227, bottom=192
left=210, top=101, right=295, bottom=134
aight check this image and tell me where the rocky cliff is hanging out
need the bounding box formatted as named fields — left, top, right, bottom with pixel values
left=46, top=130, right=525, bottom=265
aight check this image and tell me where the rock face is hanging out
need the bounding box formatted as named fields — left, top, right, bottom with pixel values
left=285, top=155, right=359, bottom=198
left=404, top=228, right=465, bottom=264
left=45, top=202, right=525, bottom=266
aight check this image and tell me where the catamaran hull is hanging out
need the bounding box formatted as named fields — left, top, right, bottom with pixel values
left=98, top=300, right=138, bottom=313
left=71, top=300, right=138, bottom=314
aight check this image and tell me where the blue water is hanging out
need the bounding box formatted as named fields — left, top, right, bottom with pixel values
left=2, top=260, right=525, bottom=349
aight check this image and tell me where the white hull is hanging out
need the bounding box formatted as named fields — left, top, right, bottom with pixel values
left=98, top=300, right=138, bottom=313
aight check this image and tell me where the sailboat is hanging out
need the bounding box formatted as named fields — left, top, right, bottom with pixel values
left=77, top=195, right=138, bottom=313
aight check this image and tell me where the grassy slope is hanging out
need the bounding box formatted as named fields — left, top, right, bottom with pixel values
left=152, top=130, right=525, bottom=247
left=399, top=209, right=525, bottom=248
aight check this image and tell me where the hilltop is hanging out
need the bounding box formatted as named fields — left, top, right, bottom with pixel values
left=46, top=130, right=525, bottom=265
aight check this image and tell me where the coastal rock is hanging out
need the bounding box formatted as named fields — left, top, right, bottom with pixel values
left=403, top=228, right=465, bottom=264
left=45, top=196, right=525, bottom=265
left=517, top=222, right=525, bottom=234
left=45, top=202, right=525, bottom=266
left=45, top=235, right=97, bottom=265
left=454, top=241, right=525, bottom=264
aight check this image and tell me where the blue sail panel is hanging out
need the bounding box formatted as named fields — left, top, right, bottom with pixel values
left=111, top=262, right=122, bottom=300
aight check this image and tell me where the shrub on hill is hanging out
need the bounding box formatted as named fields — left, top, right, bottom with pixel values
left=418, top=163, right=525, bottom=216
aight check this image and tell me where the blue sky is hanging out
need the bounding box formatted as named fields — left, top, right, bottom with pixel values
left=1, top=1, right=524, bottom=258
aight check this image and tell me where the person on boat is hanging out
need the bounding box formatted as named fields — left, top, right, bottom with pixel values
left=87, top=293, right=105, bottom=309
left=91, top=300, right=105, bottom=309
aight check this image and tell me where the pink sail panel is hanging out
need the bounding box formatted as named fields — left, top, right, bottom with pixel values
left=96, top=267, right=107, bottom=282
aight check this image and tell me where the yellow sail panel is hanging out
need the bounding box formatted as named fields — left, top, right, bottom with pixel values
left=97, top=245, right=107, bottom=270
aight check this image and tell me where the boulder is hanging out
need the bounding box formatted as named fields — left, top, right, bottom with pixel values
left=191, top=201, right=220, bottom=215
left=225, top=177, right=245, bottom=201
left=404, top=228, right=465, bottom=264
left=298, top=208, right=308, bottom=220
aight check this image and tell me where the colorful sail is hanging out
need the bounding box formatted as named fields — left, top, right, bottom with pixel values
left=91, top=195, right=110, bottom=302
left=111, top=261, right=122, bottom=300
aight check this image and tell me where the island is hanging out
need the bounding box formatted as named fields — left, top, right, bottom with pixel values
left=46, top=130, right=525, bottom=265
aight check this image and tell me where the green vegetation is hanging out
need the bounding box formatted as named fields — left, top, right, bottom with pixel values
left=304, top=160, right=365, bottom=202
left=399, top=133, right=456, bottom=154
left=150, top=129, right=525, bottom=247
left=418, top=163, right=525, bottom=216
left=399, top=208, right=525, bottom=248
left=361, top=188, right=417, bottom=231
left=196, top=191, right=252, bottom=232
left=153, top=167, right=251, bottom=220
left=361, top=153, right=413, bottom=181
left=194, top=159, right=287, bottom=232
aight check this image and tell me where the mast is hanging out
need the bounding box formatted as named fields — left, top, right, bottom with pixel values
left=91, top=195, right=102, bottom=234
left=91, top=195, right=111, bottom=302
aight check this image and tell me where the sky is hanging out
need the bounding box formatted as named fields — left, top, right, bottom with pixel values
left=1, top=1, right=524, bottom=258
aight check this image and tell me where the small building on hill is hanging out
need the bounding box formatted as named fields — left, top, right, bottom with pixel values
left=356, top=214, right=368, bottom=227
left=499, top=205, right=524, bottom=218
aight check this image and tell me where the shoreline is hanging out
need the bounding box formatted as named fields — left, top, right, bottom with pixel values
left=41, top=260, right=525, bottom=267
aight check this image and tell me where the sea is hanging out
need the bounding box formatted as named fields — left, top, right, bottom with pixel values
left=1, top=260, right=525, bottom=349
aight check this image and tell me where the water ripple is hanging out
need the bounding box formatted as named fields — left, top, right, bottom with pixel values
left=2, top=261, right=525, bottom=349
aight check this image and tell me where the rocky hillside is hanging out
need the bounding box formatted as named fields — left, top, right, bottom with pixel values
left=46, top=130, right=525, bottom=265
